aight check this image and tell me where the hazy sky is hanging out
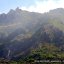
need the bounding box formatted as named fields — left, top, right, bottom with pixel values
left=0, top=0, right=64, bottom=13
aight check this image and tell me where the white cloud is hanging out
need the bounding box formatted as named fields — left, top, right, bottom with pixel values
left=21, top=0, right=64, bottom=13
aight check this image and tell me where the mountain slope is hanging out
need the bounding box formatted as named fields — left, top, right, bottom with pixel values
left=0, top=8, right=64, bottom=60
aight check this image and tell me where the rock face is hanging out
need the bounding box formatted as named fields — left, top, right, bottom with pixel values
left=0, top=8, right=64, bottom=59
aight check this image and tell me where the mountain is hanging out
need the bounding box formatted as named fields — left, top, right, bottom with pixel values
left=0, top=8, right=64, bottom=60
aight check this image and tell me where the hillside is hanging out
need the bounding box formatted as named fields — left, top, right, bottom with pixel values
left=0, top=8, right=64, bottom=61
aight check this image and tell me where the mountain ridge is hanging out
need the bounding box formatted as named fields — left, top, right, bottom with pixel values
left=0, top=8, right=64, bottom=60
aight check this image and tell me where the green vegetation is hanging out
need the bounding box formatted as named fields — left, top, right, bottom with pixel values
left=49, top=19, right=64, bottom=31
left=0, top=43, right=64, bottom=64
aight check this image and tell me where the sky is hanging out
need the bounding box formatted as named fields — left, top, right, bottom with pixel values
left=0, top=0, right=64, bottom=13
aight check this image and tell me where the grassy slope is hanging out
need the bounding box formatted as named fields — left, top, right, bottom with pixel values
left=49, top=19, right=64, bottom=32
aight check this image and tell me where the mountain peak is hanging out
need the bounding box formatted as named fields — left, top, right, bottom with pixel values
left=8, top=9, right=15, bottom=14
left=49, top=8, right=64, bottom=13
left=15, top=7, right=22, bottom=12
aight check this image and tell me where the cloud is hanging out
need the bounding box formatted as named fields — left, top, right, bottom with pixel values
left=21, top=0, right=64, bottom=13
